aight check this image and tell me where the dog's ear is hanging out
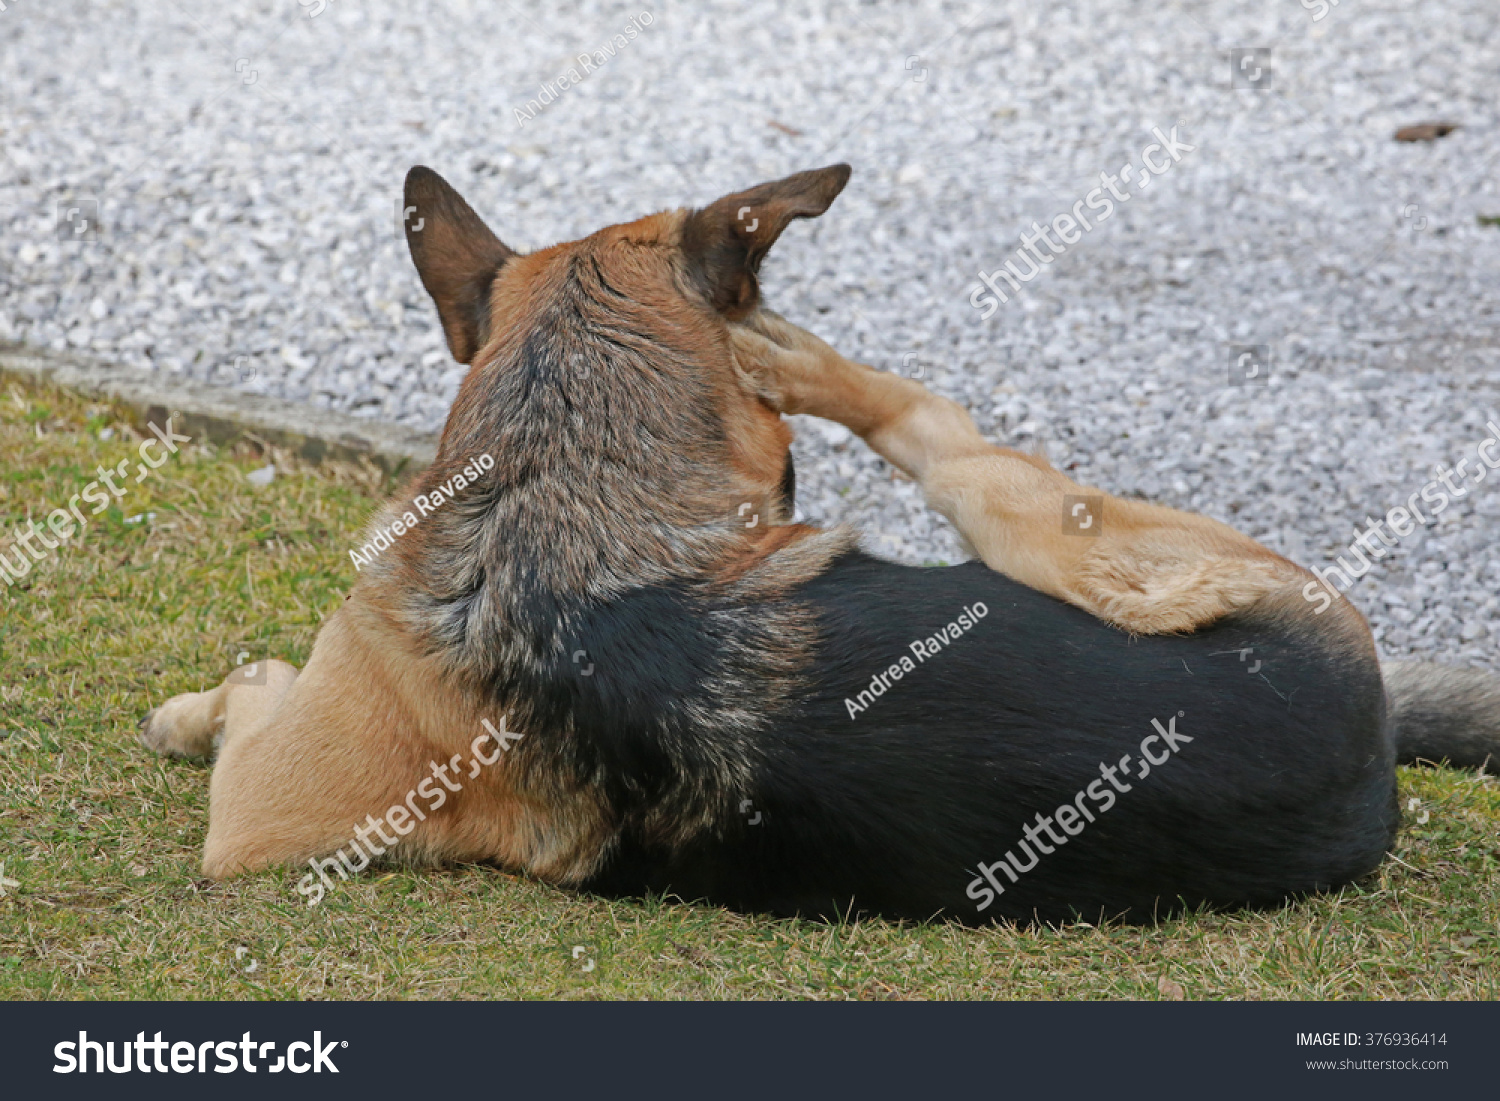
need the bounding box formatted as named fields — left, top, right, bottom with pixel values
left=403, top=166, right=516, bottom=364
left=682, top=164, right=850, bottom=320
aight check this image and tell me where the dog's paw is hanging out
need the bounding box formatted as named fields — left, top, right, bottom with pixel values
left=728, top=326, right=825, bottom=414
left=139, top=691, right=222, bottom=760
left=739, top=308, right=842, bottom=361
left=728, top=327, right=791, bottom=409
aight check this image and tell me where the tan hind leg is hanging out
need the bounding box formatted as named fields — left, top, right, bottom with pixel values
left=731, top=312, right=1308, bottom=635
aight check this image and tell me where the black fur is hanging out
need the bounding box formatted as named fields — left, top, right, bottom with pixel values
left=1384, top=660, right=1500, bottom=770
left=778, top=453, right=796, bottom=518
left=575, top=551, right=1399, bottom=924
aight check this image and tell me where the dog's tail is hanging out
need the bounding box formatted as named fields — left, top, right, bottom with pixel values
left=1383, top=661, right=1500, bottom=770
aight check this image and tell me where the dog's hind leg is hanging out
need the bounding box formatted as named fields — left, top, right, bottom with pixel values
left=732, top=314, right=1308, bottom=635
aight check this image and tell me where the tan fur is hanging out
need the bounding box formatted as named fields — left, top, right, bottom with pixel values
left=142, top=599, right=614, bottom=882
left=731, top=311, right=1328, bottom=636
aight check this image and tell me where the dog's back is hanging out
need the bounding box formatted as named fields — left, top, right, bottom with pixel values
left=578, top=553, right=1398, bottom=923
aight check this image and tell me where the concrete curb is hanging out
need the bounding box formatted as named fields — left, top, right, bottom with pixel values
left=0, top=343, right=438, bottom=477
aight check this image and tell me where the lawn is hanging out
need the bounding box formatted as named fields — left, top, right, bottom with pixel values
left=1, top=379, right=1496, bottom=1000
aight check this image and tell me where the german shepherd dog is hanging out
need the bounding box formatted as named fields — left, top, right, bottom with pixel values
left=142, top=165, right=1500, bottom=924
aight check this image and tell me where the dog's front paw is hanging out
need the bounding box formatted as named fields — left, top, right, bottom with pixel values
left=139, top=691, right=222, bottom=760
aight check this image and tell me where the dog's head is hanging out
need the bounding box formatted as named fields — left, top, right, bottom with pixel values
left=391, top=165, right=853, bottom=642
left=405, top=161, right=849, bottom=359
left=404, top=164, right=847, bottom=527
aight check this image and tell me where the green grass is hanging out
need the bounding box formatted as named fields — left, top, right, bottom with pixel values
left=2, top=380, right=1497, bottom=1000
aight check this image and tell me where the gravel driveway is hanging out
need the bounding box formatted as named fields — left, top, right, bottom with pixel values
left=3, top=0, right=1497, bottom=668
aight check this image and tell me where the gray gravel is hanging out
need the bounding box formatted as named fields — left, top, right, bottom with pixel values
left=3, top=1, right=1498, bottom=670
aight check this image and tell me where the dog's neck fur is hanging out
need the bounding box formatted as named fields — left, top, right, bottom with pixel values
left=366, top=219, right=848, bottom=684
